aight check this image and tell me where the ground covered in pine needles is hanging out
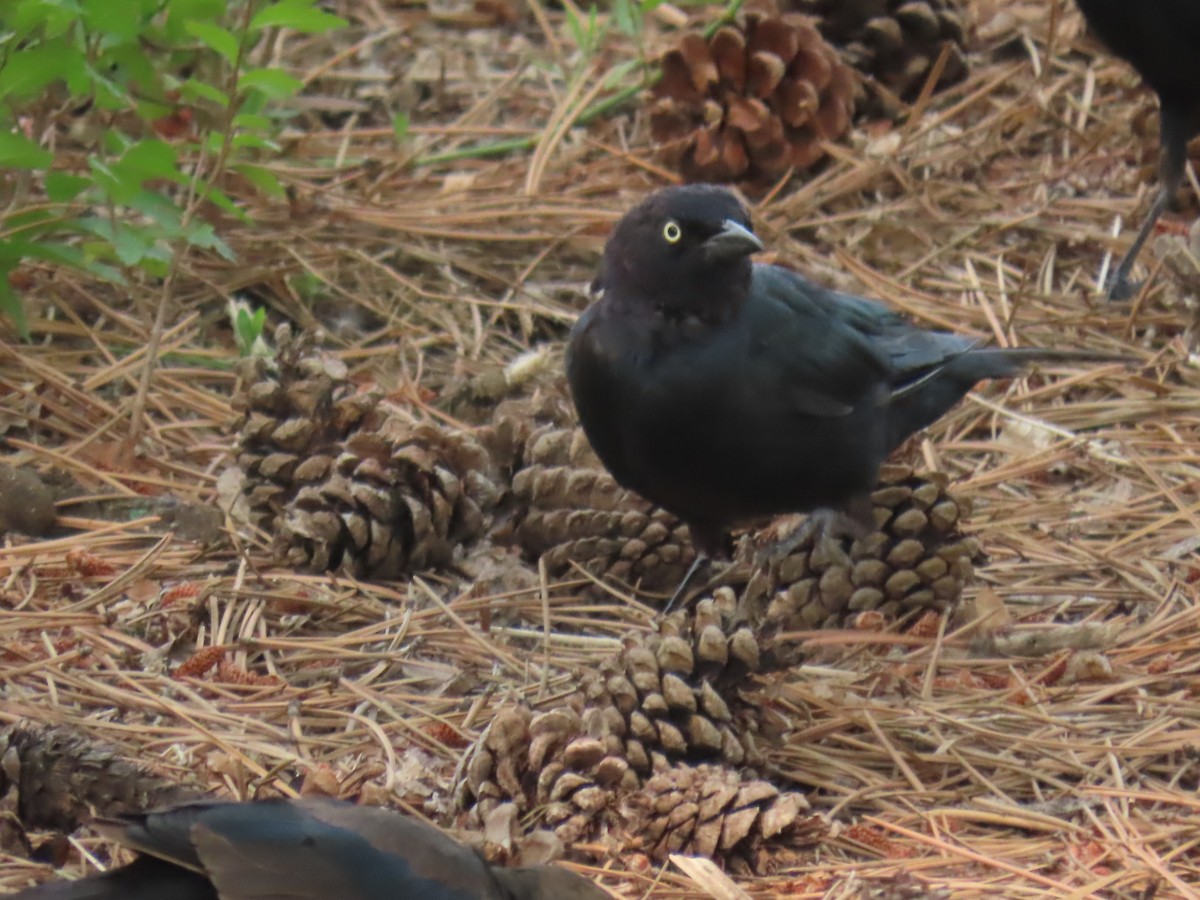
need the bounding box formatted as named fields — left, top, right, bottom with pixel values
left=2, top=0, right=1200, bottom=897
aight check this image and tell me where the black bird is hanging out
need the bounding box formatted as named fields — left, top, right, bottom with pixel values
left=14, top=797, right=608, bottom=899
left=1074, top=0, right=1200, bottom=299
left=567, top=185, right=1119, bottom=569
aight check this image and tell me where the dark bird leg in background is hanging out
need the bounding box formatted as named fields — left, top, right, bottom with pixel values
left=1108, top=106, right=1192, bottom=300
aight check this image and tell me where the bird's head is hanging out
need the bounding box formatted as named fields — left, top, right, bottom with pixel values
left=596, top=185, right=762, bottom=319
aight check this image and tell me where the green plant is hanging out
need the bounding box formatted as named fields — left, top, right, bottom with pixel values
left=0, top=0, right=345, bottom=337
left=228, top=296, right=268, bottom=357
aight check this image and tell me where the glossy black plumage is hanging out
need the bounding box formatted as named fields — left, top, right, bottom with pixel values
left=13, top=797, right=607, bottom=900
left=1075, top=0, right=1200, bottom=298
left=567, top=185, right=1114, bottom=557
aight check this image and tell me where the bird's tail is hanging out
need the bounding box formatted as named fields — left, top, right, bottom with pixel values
left=963, top=347, right=1134, bottom=379
left=887, top=346, right=1131, bottom=449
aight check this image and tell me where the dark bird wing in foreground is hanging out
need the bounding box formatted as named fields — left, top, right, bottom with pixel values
left=14, top=797, right=606, bottom=900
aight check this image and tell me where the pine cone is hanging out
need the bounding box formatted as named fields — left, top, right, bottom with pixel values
left=461, top=690, right=816, bottom=862
left=747, top=463, right=980, bottom=629
left=460, top=596, right=778, bottom=849
left=507, top=421, right=696, bottom=592
left=619, top=763, right=823, bottom=865
left=649, top=10, right=859, bottom=183
left=787, top=0, right=970, bottom=103
left=580, top=595, right=767, bottom=771
left=0, top=723, right=199, bottom=831
left=233, top=328, right=503, bottom=578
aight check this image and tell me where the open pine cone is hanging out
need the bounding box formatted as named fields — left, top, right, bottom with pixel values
left=459, top=601, right=817, bottom=863
left=786, top=0, right=969, bottom=103
left=506, top=420, right=696, bottom=592
left=746, top=462, right=981, bottom=630
left=649, top=10, right=859, bottom=184
left=233, top=328, right=502, bottom=578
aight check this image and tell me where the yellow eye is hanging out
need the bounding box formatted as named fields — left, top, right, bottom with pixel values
left=662, top=220, right=682, bottom=243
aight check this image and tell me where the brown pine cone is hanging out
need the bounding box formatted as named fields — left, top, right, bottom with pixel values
left=232, top=328, right=503, bottom=578
left=618, top=763, right=823, bottom=865
left=0, top=723, right=199, bottom=832
left=506, top=421, right=696, bottom=592
left=786, top=0, right=970, bottom=104
left=459, top=596, right=779, bottom=846
left=461, top=597, right=764, bottom=811
left=580, top=594, right=767, bottom=771
left=649, top=9, right=859, bottom=183
left=745, top=463, right=981, bottom=630
left=460, top=695, right=816, bottom=862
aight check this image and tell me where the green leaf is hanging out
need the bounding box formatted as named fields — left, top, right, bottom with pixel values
left=180, top=222, right=234, bottom=260
left=602, top=58, right=640, bottom=89
left=237, top=67, right=303, bottom=99
left=250, top=2, right=346, bottom=34
left=231, top=133, right=280, bottom=152
left=180, top=77, right=230, bottom=108
left=185, top=20, right=240, bottom=65
left=8, top=0, right=82, bottom=40
left=393, top=111, right=409, bottom=142
left=118, top=139, right=182, bottom=181
left=87, top=157, right=138, bottom=203
left=2, top=209, right=58, bottom=238
left=234, top=163, right=285, bottom=198
left=80, top=0, right=146, bottom=42
left=232, top=111, right=274, bottom=133
left=45, top=172, right=92, bottom=202
left=0, top=40, right=87, bottom=101
left=182, top=220, right=236, bottom=259
left=128, top=189, right=185, bottom=230
left=613, top=0, right=638, bottom=38
left=196, top=181, right=243, bottom=219
left=234, top=304, right=267, bottom=355
left=84, top=61, right=134, bottom=109
left=165, top=0, right=228, bottom=40
left=113, top=224, right=149, bottom=265
left=0, top=131, right=52, bottom=168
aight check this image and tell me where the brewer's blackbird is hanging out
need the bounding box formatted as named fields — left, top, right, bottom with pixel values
left=1074, top=0, right=1200, bottom=299
left=567, top=185, right=1119, bottom=565
left=14, top=797, right=608, bottom=900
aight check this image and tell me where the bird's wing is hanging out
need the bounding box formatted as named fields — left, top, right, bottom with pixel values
left=103, top=799, right=505, bottom=900
left=746, top=266, right=897, bottom=417
left=817, top=285, right=988, bottom=399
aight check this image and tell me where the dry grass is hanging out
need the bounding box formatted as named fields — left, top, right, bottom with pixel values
left=2, top=0, right=1200, bottom=896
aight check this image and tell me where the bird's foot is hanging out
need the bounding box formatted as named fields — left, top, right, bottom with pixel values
left=1105, top=273, right=1141, bottom=302
left=759, top=508, right=865, bottom=571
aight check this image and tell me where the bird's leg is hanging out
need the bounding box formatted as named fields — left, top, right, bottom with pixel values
left=1107, top=188, right=1170, bottom=300
left=662, top=523, right=729, bottom=614
left=662, top=553, right=710, bottom=614
left=1108, top=111, right=1190, bottom=301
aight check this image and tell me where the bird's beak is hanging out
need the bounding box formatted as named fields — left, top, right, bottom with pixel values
left=703, top=219, right=764, bottom=262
